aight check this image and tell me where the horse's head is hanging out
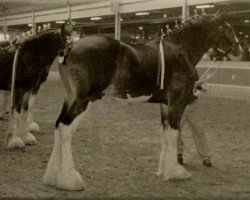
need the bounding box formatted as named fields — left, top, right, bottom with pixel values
left=60, top=19, right=74, bottom=43
left=206, top=11, right=244, bottom=60
left=57, top=19, right=74, bottom=62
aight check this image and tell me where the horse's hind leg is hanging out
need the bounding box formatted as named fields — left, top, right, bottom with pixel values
left=0, top=90, right=10, bottom=120
left=27, top=91, right=40, bottom=133
left=44, top=64, right=91, bottom=190
left=43, top=95, right=89, bottom=190
left=27, top=76, right=47, bottom=133
left=7, top=89, right=37, bottom=148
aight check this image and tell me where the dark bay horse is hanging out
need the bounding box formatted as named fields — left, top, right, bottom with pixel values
left=5, top=23, right=72, bottom=149
left=0, top=42, right=18, bottom=119
left=43, top=12, right=241, bottom=190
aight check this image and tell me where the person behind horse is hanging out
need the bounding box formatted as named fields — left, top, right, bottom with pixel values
left=178, top=100, right=212, bottom=167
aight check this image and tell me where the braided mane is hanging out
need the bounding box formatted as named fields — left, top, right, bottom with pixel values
left=165, top=14, right=216, bottom=39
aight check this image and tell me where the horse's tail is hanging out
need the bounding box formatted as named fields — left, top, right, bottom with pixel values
left=10, top=46, right=20, bottom=116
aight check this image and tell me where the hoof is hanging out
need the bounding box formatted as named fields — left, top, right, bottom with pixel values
left=164, top=164, right=191, bottom=180
left=203, top=159, right=212, bottom=167
left=28, top=122, right=40, bottom=133
left=43, top=168, right=57, bottom=187
left=178, top=154, right=183, bottom=165
left=44, top=169, right=85, bottom=191
left=56, top=170, right=85, bottom=191
left=7, top=136, right=25, bottom=149
left=23, top=132, right=37, bottom=145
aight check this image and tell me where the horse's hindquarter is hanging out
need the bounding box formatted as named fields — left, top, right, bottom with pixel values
left=0, top=51, right=14, bottom=90
left=114, top=43, right=158, bottom=100
left=63, top=36, right=121, bottom=101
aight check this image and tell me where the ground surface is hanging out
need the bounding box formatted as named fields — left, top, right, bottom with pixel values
left=0, top=81, right=249, bottom=200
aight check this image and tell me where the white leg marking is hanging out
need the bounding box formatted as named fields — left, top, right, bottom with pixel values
left=163, top=127, right=191, bottom=180
left=157, top=125, right=167, bottom=176
left=27, top=94, right=40, bottom=133
left=43, top=128, right=60, bottom=187
left=6, top=109, right=25, bottom=149
left=19, top=108, right=37, bottom=145
left=43, top=103, right=91, bottom=190
left=56, top=123, right=85, bottom=190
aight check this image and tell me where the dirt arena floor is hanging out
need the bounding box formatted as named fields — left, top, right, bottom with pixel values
left=0, top=80, right=249, bottom=200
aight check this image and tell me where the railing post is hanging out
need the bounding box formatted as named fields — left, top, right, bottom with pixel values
left=68, top=4, right=71, bottom=20
left=3, top=14, right=7, bottom=40
left=182, top=0, right=189, bottom=21
left=32, top=10, right=36, bottom=35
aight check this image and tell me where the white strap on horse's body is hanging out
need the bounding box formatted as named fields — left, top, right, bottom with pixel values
left=10, top=47, right=19, bottom=116
left=159, top=37, right=165, bottom=90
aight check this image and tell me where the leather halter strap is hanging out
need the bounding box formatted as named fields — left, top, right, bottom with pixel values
left=213, top=41, right=240, bottom=58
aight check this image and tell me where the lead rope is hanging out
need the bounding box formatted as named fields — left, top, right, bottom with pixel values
left=193, top=59, right=222, bottom=96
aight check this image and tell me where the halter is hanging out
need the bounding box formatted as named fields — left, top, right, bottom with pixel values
left=57, top=20, right=74, bottom=64
left=193, top=26, right=241, bottom=96
left=212, top=41, right=240, bottom=58
left=58, top=39, right=73, bottom=64
left=213, top=26, right=241, bottom=58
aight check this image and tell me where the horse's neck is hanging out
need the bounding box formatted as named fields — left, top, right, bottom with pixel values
left=168, top=26, right=211, bottom=66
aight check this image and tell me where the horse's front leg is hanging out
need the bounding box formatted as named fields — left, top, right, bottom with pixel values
left=157, top=79, right=192, bottom=180
left=157, top=103, right=169, bottom=176
left=164, top=105, right=191, bottom=180
left=157, top=103, right=189, bottom=177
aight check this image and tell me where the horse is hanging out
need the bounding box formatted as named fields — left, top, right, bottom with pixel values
left=5, top=22, right=73, bottom=149
left=43, top=12, right=241, bottom=190
left=0, top=41, right=11, bottom=118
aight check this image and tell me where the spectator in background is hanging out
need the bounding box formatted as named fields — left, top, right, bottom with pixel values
left=178, top=102, right=212, bottom=167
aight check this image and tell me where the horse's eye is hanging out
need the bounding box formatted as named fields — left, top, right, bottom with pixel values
left=219, top=26, right=224, bottom=32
